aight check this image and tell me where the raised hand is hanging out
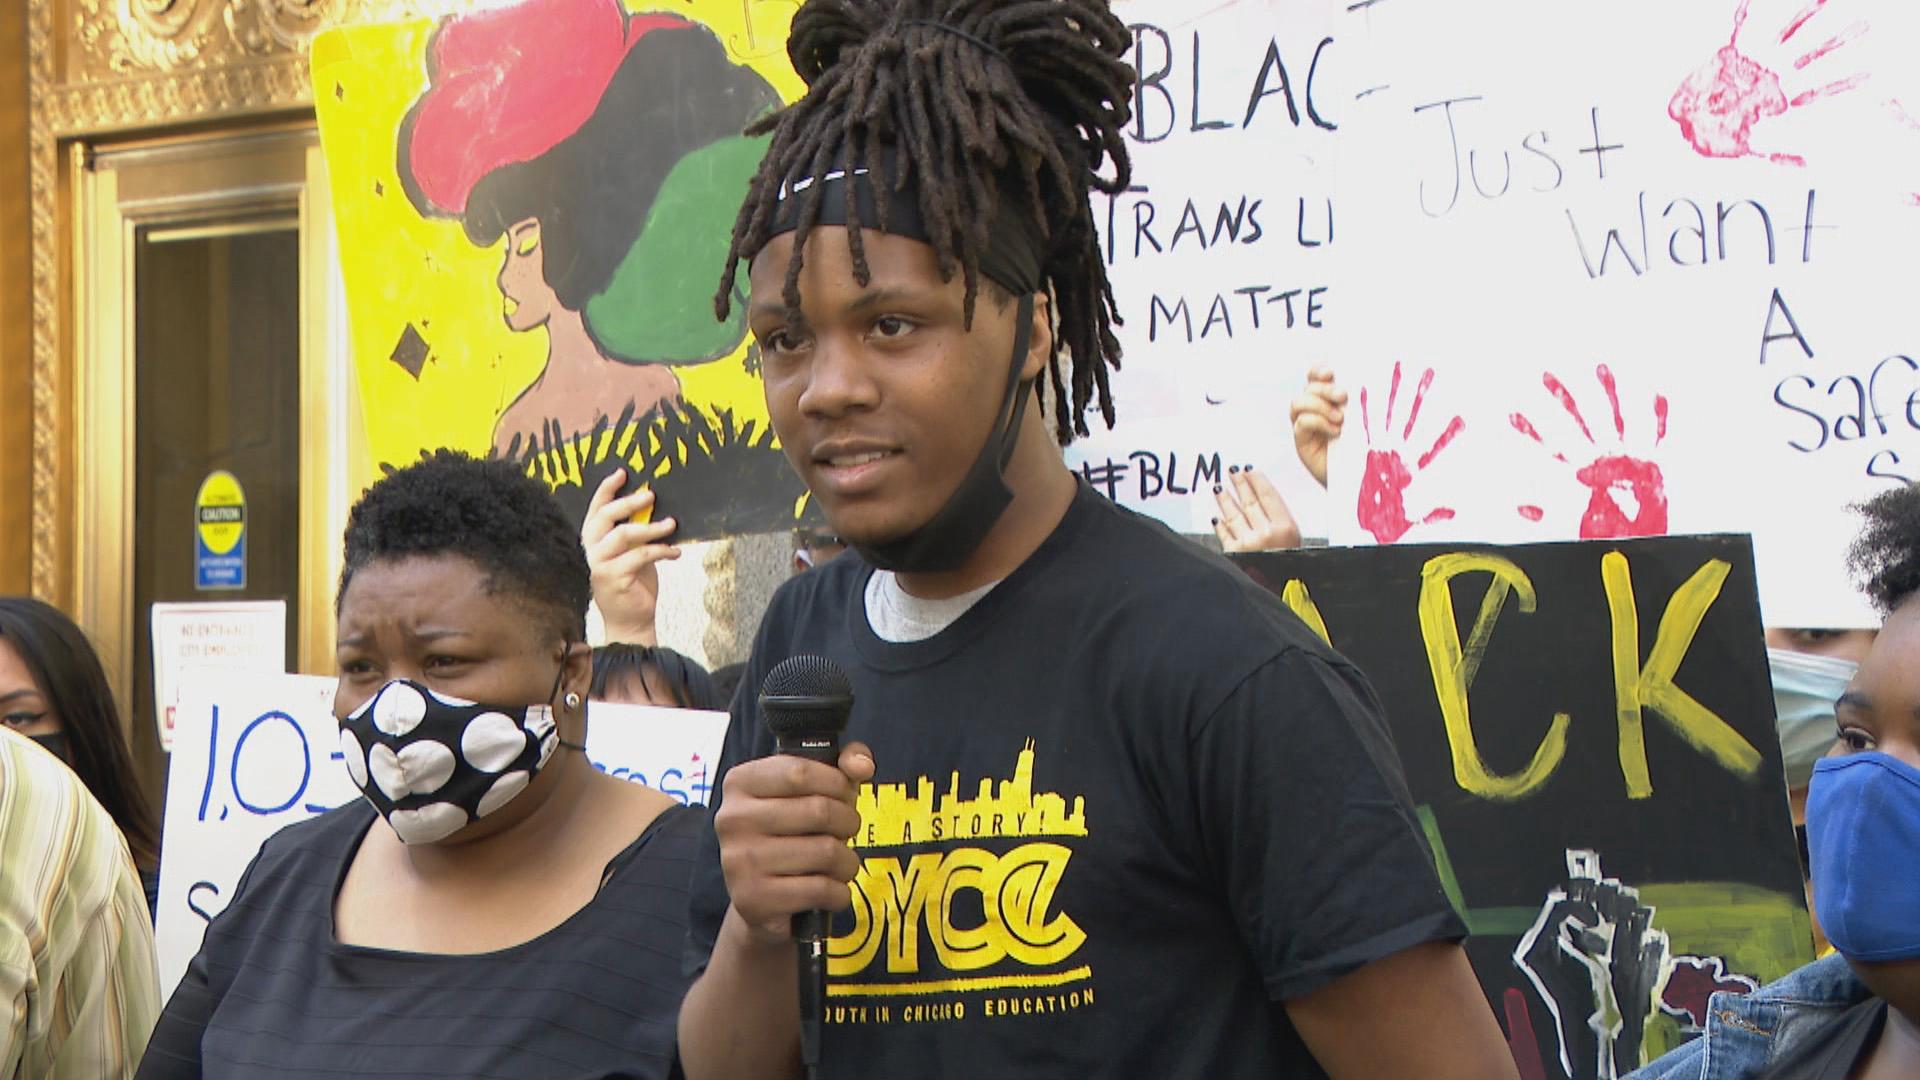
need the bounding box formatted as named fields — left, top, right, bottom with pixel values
left=583, top=468, right=681, bottom=645
left=1213, top=467, right=1303, bottom=552
left=1290, top=366, right=1348, bottom=489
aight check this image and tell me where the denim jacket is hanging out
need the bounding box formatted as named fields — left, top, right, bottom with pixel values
left=1625, top=954, right=1873, bottom=1080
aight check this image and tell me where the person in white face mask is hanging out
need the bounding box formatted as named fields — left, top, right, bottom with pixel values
left=1764, top=626, right=1875, bottom=952
left=1767, top=635, right=1870, bottom=793
left=138, top=451, right=701, bottom=1080
left=1768, top=647, right=1862, bottom=788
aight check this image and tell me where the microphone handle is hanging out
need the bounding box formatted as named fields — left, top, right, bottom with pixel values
left=795, top=918, right=827, bottom=1080
left=773, top=733, right=840, bottom=1079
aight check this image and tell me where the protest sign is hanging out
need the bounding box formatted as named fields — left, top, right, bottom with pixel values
left=1047, top=1, right=1920, bottom=623
left=154, top=671, right=726, bottom=999
left=304, top=0, right=1915, bottom=621
left=1065, top=0, right=1351, bottom=536
left=1234, top=534, right=1811, bottom=1078
left=312, top=0, right=818, bottom=540
left=1320, top=0, right=1920, bottom=626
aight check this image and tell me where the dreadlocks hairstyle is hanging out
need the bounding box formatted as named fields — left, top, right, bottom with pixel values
left=1849, top=481, right=1920, bottom=614
left=714, top=0, right=1135, bottom=443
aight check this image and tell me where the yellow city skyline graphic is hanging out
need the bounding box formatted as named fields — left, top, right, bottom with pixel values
left=855, top=740, right=1087, bottom=848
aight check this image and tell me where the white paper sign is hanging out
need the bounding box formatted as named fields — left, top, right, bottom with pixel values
left=1056, top=2, right=1917, bottom=626
left=1064, top=0, right=1352, bottom=535
left=150, top=601, right=288, bottom=752
left=1323, top=0, right=1920, bottom=627
left=154, top=671, right=728, bottom=1000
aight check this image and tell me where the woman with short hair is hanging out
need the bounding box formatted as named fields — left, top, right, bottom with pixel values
left=137, top=451, right=701, bottom=1080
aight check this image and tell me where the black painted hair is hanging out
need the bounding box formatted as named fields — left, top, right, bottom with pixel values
left=589, top=644, right=722, bottom=711
left=0, top=597, right=159, bottom=867
left=715, top=0, right=1136, bottom=443
left=400, top=23, right=779, bottom=314
left=338, top=450, right=592, bottom=642
left=1849, top=482, right=1920, bottom=613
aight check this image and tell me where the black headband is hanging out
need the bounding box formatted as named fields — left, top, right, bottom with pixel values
left=764, top=148, right=1046, bottom=296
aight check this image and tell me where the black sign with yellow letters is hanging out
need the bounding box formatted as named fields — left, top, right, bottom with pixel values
left=1233, top=534, right=1812, bottom=1080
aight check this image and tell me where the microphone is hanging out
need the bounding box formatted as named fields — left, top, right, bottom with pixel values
left=759, top=655, right=855, bottom=1080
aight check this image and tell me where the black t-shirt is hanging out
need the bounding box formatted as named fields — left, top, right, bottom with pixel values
left=1765, top=998, right=1887, bottom=1080
left=685, top=483, right=1465, bottom=1079
left=138, top=800, right=704, bottom=1080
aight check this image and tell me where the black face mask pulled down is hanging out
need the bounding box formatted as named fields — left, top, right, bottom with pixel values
left=765, top=152, right=1046, bottom=575
left=856, top=293, right=1035, bottom=574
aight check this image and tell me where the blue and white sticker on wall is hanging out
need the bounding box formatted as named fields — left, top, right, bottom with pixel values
left=194, top=470, right=247, bottom=591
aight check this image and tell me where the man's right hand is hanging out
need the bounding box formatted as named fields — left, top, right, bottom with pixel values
left=714, top=742, right=876, bottom=945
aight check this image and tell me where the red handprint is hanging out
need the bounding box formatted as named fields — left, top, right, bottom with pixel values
left=1668, top=0, right=1868, bottom=167
left=1510, top=365, right=1671, bottom=540
left=1356, top=362, right=1464, bottom=543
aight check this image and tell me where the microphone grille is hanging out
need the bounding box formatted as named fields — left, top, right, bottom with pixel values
left=761, top=654, right=852, bottom=700
left=760, top=655, right=854, bottom=739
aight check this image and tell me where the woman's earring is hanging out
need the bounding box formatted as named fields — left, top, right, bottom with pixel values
left=564, top=691, right=582, bottom=711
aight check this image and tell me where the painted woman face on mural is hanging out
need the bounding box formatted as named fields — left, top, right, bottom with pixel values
left=498, top=218, right=555, bottom=333
left=329, top=0, right=816, bottom=540
left=395, top=0, right=780, bottom=458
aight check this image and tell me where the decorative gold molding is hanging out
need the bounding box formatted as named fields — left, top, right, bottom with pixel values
left=27, top=0, right=448, bottom=601
left=73, top=0, right=334, bottom=81
left=30, top=0, right=61, bottom=602
left=46, top=56, right=314, bottom=135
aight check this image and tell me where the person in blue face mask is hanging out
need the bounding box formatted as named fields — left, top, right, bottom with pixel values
left=1764, top=627, right=1875, bottom=952
left=1629, top=481, right=1920, bottom=1080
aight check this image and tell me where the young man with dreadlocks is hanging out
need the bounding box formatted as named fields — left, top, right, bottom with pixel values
left=679, top=3, right=1519, bottom=1077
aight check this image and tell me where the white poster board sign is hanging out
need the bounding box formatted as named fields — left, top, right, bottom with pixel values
left=1064, top=0, right=1353, bottom=536
left=150, top=601, right=287, bottom=752
left=1321, top=0, right=1920, bottom=627
left=1060, top=1, right=1917, bottom=626
left=154, top=671, right=728, bottom=999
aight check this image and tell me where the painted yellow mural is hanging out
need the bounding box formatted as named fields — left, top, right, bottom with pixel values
left=312, top=0, right=813, bottom=535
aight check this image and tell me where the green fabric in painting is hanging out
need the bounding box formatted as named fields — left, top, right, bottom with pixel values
left=586, top=133, right=768, bottom=365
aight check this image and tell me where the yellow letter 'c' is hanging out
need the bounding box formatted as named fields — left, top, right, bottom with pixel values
left=1418, top=553, right=1571, bottom=800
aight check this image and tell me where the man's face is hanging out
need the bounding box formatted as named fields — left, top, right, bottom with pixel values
left=749, top=228, right=1027, bottom=547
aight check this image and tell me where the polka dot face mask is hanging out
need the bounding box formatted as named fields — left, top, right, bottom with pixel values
left=337, top=676, right=578, bottom=845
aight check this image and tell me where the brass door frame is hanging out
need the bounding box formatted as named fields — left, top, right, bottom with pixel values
left=72, top=124, right=356, bottom=727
